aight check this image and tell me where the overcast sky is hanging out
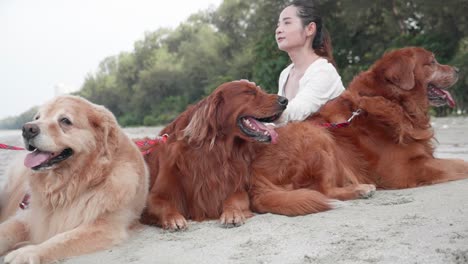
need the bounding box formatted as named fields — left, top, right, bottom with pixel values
left=0, top=0, right=222, bottom=119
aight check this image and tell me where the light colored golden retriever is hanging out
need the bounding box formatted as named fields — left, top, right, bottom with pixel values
left=0, top=95, right=148, bottom=264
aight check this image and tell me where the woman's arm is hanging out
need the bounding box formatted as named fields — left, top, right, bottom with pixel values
left=276, top=67, right=344, bottom=125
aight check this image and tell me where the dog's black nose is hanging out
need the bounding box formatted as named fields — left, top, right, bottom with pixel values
left=22, top=123, right=40, bottom=140
left=277, top=96, right=288, bottom=107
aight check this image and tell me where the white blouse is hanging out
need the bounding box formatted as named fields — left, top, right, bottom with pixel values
left=276, top=58, right=345, bottom=125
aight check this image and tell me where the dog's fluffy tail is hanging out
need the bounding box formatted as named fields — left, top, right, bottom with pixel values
left=251, top=188, right=332, bottom=216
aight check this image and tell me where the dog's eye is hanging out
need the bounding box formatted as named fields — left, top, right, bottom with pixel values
left=34, top=115, right=40, bottom=120
left=60, top=117, right=72, bottom=126
left=244, top=89, right=258, bottom=96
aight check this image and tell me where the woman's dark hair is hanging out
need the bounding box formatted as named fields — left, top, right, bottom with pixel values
left=290, top=0, right=336, bottom=66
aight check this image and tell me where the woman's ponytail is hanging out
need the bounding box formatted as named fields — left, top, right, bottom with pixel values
left=291, top=0, right=336, bottom=67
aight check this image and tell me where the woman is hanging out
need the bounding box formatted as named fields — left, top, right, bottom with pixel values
left=275, top=0, right=344, bottom=125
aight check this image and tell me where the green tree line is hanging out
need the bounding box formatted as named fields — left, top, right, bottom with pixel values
left=1, top=0, right=467, bottom=129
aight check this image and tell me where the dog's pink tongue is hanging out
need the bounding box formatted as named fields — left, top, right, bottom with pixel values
left=265, top=125, right=278, bottom=144
left=247, top=117, right=279, bottom=144
left=24, top=150, right=51, bottom=168
left=442, top=90, right=456, bottom=108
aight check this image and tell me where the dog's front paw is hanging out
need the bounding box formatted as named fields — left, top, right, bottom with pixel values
left=161, top=212, right=188, bottom=231
left=357, top=184, right=376, bottom=199
left=220, top=208, right=253, bottom=227
left=4, top=245, right=41, bottom=264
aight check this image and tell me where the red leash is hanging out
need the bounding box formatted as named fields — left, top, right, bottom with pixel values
left=2, top=108, right=356, bottom=153
left=0, top=143, right=25, bottom=150
left=134, top=134, right=168, bottom=155
left=20, top=193, right=30, bottom=210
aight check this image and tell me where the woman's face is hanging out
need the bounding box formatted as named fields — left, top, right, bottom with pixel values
left=275, top=5, right=310, bottom=52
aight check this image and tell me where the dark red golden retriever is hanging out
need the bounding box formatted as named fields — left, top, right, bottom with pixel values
left=250, top=47, right=468, bottom=216
left=141, top=81, right=287, bottom=229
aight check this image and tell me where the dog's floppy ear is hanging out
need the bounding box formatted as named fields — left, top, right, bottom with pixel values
left=183, top=92, right=224, bottom=148
left=88, top=105, right=118, bottom=162
left=383, top=55, right=416, bottom=90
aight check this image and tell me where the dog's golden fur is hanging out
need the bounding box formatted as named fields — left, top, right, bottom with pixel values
left=0, top=96, right=148, bottom=263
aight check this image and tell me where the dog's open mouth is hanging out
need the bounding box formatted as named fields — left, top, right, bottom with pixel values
left=24, top=147, right=74, bottom=171
left=238, top=113, right=282, bottom=144
left=428, top=84, right=455, bottom=108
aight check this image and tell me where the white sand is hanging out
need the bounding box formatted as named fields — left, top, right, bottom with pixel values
left=1, top=117, right=467, bottom=264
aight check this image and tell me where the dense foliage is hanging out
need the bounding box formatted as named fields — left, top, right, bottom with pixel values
left=2, top=0, right=467, bottom=128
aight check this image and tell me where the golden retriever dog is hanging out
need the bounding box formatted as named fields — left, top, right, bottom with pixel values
left=0, top=95, right=148, bottom=264
left=140, top=81, right=287, bottom=230
left=250, top=47, right=468, bottom=216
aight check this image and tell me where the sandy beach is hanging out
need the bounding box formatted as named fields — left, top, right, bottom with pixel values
left=0, top=117, right=467, bottom=264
